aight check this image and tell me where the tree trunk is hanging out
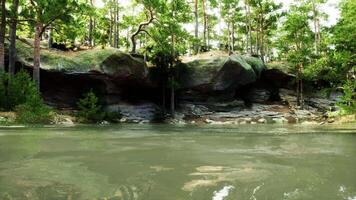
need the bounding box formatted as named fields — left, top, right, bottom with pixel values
left=47, top=27, right=53, bottom=49
left=247, top=2, right=253, bottom=54
left=0, top=0, right=6, bottom=72
left=194, top=0, right=199, bottom=53
left=232, top=22, right=235, bottom=52
left=162, top=85, right=166, bottom=113
left=89, top=17, right=93, bottom=46
left=88, top=0, right=94, bottom=46
left=202, top=0, right=207, bottom=49
left=33, top=22, right=43, bottom=90
left=312, top=0, right=318, bottom=55
left=244, top=1, right=249, bottom=53
left=130, top=7, right=154, bottom=53
left=113, top=0, right=119, bottom=48
left=9, top=0, right=19, bottom=76
left=170, top=76, right=175, bottom=117
left=109, top=9, right=113, bottom=46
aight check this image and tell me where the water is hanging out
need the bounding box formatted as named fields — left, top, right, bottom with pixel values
left=0, top=124, right=355, bottom=200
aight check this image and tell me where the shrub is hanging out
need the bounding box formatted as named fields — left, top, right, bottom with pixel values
left=7, top=70, right=38, bottom=110
left=0, top=70, right=53, bottom=124
left=77, top=90, right=105, bottom=122
left=336, top=80, right=356, bottom=115
left=0, top=70, right=40, bottom=110
left=77, top=90, right=121, bottom=123
left=15, top=94, right=53, bottom=124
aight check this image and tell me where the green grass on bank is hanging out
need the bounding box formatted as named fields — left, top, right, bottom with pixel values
left=16, top=39, right=124, bottom=72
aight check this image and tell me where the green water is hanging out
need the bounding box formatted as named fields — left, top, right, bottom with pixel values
left=0, top=124, right=355, bottom=200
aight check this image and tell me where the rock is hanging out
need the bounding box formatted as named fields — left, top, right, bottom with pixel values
left=100, top=120, right=110, bottom=125
left=258, top=118, right=267, bottom=123
left=212, top=55, right=260, bottom=91
left=100, top=52, right=148, bottom=80
left=116, top=102, right=160, bottom=123
left=52, top=114, right=75, bottom=125
left=272, top=117, right=288, bottom=124
left=301, top=121, right=319, bottom=125
left=305, top=97, right=335, bottom=111
left=178, top=53, right=265, bottom=92
left=285, top=116, right=297, bottom=124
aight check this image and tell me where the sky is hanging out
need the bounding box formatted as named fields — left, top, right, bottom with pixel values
left=95, top=0, right=341, bottom=27
left=275, top=0, right=341, bottom=26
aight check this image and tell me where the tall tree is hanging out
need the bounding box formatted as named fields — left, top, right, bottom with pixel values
left=130, top=5, right=155, bottom=53
left=0, top=0, right=6, bottom=72
left=28, top=0, right=77, bottom=89
left=194, top=0, right=199, bottom=53
left=8, top=0, right=20, bottom=76
left=278, top=2, right=313, bottom=108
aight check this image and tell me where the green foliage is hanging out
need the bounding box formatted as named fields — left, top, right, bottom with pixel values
left=0, top=70, right=38, bottom=110
left=336, top=80, right=356, bottom=115
left=7, top=70, right=39, bottom=110
left=15, top=94, right=53, bottom=124
left=0, top=70, right=52, bottom=124
left=77, top=90, right=104, bottom=123
left=77, top=90, right=121, bottom=123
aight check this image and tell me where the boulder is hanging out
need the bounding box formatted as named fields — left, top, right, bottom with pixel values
left=100, top=52, right=148, bottom=80
left=178, top=53, right=265, bottom=92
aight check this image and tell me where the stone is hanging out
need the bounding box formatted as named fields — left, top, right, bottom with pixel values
left=258, top=118, right=267, bottom=123
left=272, top=117, right=288, bottom=124
left=178, top=53, right=265, bottom=92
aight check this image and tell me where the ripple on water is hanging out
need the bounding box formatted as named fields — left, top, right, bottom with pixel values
left=212, top=185, right=234, bottom=200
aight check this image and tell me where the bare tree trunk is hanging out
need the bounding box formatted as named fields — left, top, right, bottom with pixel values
left=260, top=24, right=264, bottom=62
left=194, top=0, right=199, bottom=53
left=202, top=0, right=207, bottom=49
left=109, top=9, right=113, bottom=46
left=33, top=22, right=43, bottom=90
left=232, top=22, right=235, bottom=52
left=113, top=0, right=119, bottom=48
left=0, top=0, right=6, bottom=72
left=247, top=2, right=253, bottom=54
left=9, top=0, right=19, bottom=76
left=162, top=85, right=166, bottom=113
left=89, top=17, right=93, bottom=46
left=47, top=27, right=53, bottom=48
left=244, top=2, right=249, bottom=54
left=300, top=63, right=304, bottom=109
left=170, top=76, right=175, bottom=117
left=130, top=7, right=154, bottom=53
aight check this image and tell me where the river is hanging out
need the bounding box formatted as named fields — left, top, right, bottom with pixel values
left=0, top=124, right=355, bottom=200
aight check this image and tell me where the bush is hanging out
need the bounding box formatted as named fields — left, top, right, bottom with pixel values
left=77, top=90, right=105, bottom=122
left=77, top=90, right=121, bottom=123
left=0, top=70, right=40, bottom=110
left=0, top=70, right=53, bottom=124
left=15, top=94, right=53, bottom=124
left=336, top=80, right=356, bottom=115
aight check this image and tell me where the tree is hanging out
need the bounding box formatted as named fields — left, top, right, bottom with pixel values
left=8, top=0, right=20, bottom=76
left=130, top=0, right=158, bottom=54
left=221, top=0, right=242, bottom=53
left=28, top=0, right=77, bottom=89
left=148, top=0, right=191, bottom=116
left=278, top=2, right=313, bottom=108
left=0, top=0, right=6, bottom=72
left=248, top=0, right=282, bottom=61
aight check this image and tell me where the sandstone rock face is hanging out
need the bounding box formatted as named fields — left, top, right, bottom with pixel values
left=178, top=54, right=265, bottom=92
left=100, top=53, right=148, bottom=80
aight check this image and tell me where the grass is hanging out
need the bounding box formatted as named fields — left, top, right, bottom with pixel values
left=16, top=39, right=123, bottom=72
